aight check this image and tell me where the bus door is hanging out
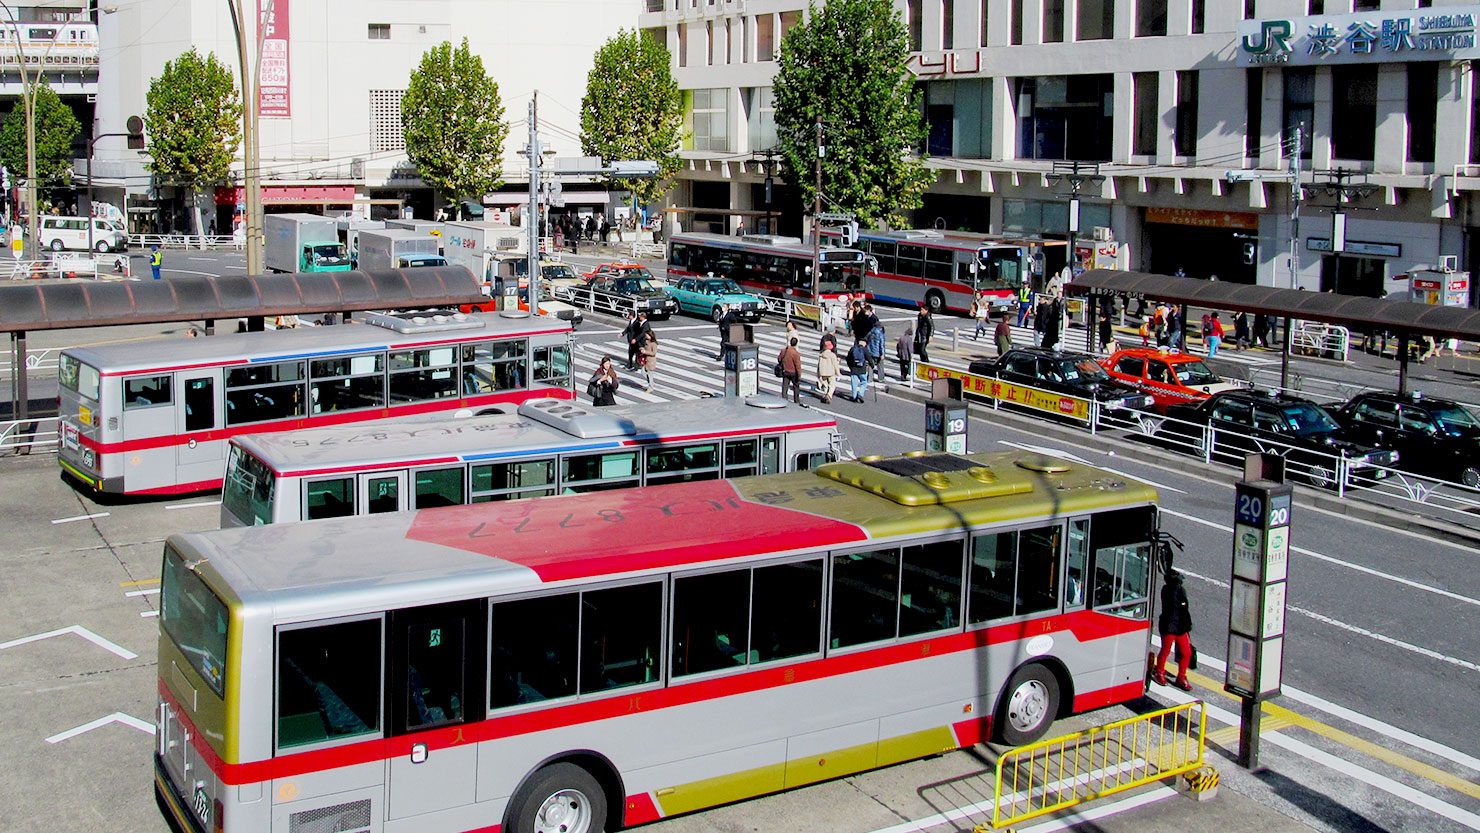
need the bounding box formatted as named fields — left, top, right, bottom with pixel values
left=357, top=471, right=407, bottom=515
left=175, top=372, right=223, bottom=487
left=119, top=372, right=178, bottom=491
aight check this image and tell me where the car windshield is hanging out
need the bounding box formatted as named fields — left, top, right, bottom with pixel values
left=614, top=277, right=657, bottom=293
left=1431, top=404, right=1480, bottom=434
left=1280, top=403, right=1341, bottom=436
left=620, top=267, right=654, bottom=280
left=543, top=264, right=576, bottom=280
left=703, top=279, right=744, bottom=295
left=1174, top=360, right=1221, bottom=386
left=1056, top=358, right=1109, bottom=383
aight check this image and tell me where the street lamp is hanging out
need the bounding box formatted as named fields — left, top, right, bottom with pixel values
left=225, top=0, right=264, bottom=274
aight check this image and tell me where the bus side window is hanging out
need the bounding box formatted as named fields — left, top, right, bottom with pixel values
left=723, top=438, right=759, bottom=477
left=1015, top=526, right=1063, bottom=616
left=794, top=450, right=834, bottom=471
left=671, top=569, right=751, bottom=677
left=751, top=559, right=823, bottom=662
left=276, top=617, right=382, bottom=750
left=1066, top=519, right=1090, bottom=610
left=304, top=477, right=354, bottom=520
left=579, top=582, right=663, bottom=693
left=414, top=467, right=465, bottom=509
left=1089, top=507, right=1154, bottom=619
left=389, top=599, right=486, bottom=733
left=830, top=548, right=900, bottom=648
left=760, top=436, right=781, bottom=474
left=899, top=539, right=964, bottom=636
left=490, top=593, right=578, bottom=708
left=967, top=531, right=1016, bottom=623
left=123, top=374, right=172, bottom=409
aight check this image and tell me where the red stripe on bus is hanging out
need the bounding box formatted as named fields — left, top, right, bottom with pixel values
left=399, top=328, right=568, bottom=349
left=951, top=715, right=993, bottom=748
left=76, top=388, right=572, bottom=456
left=100, top=358, right=249, bottom=377
left=131, top=478, right=226, bottom=496
left=280, top=457, right=464, bottom=478
left=623, top=793, right=662, bottom=826
left=166, top=611, right=1146, bottom=786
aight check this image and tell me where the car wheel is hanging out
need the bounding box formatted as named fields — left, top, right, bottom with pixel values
left=1460, top=466, right=1480, bottom=490
left=1306, top=462, right=1336, bottom=490
left=49, top=239, right=64, bottom=252
left=506, top=762, right=607, bottom=833
left=95, top=240, right=112, bottom=254
left=925, top=290, right=946, bottom=314
left=711, top=306, right=724, bottom=323
left=995, top=663, right=1060, bottom=746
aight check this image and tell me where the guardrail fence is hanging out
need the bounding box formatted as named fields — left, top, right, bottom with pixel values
left=0, top=417, right=60, bottom=455
left=1290, top=322, right=1350, bottom=362
left=992, top=700, right=1207, bottom=829
left=129, top=233, right=240, bottom=250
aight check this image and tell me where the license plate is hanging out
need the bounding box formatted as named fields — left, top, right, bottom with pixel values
left=62, top=423, right=79, bottom=450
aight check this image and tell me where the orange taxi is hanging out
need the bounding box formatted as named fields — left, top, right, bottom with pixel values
left=1100, top=347, right=1241, bottom=413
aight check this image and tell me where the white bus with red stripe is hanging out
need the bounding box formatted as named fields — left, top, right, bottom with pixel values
left=155, top=450, right=1162, bottom=833
left=665, top=232, right=866, bottom=302
left=57, top=310, right=573, bottom=496
left=847, top=229, right=1033, bottom=315
left=220, top=395, right=840, bottom=526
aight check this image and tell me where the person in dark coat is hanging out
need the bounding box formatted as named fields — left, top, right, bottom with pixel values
left=1154, top=570, right=1194, bottom=691
left=846, top=338, right=870, bottom=402
left=778, top=337, right=803, bottom=403
left=896, top=326, right=914, bottom=380
left=715, top=304, right=738, bottom=360
left=621, top=311, right=645, bottom=370
left=1033, top=297, right=1050, bottom=346
left=865, top=319, right=886, bottom=382
left=1097, top=309, right=1114, bottom=354
left=1041, top=296, right=1063, bottom=352
left=588, top=356, right=620, bottom=406
left=994, top=314, right=1013, bottom=356
left=913, top=306, right=934, bottom=363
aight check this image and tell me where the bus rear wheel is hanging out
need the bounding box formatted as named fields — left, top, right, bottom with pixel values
left=995, top=663, right=1060, bottom=746
left=508, top=762, right=608, bottom=833
left=925, top=290, right=945, bottom=314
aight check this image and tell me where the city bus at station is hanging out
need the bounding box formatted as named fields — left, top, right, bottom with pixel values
left=156, top=449, right=1161, bottom=833
left=58, top=310, right=573, bottom=496
left=835, top=229, right=1032, bottom=315
left=666, top=232, right=867, bottom=301
left=220, top=395, right=840, bottom=526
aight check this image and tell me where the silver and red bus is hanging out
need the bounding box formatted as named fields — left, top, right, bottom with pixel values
left=58, top=310, right=573, bottom=496
left=849, top=229, right=1032, bottom=314
left=221, top=395, right=840, bottom=526
left=666, top=232, right=866, bottom=301
left=156, top=449, right=1161, bottom=833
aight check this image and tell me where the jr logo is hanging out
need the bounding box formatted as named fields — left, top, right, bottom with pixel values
left=1242, top=20, right=1293, bottom=58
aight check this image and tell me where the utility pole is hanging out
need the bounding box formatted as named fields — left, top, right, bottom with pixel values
left=1047, top=161, right=1103, bottom=282
left=227, top=0, right=265, bottom=274
left=811, top=115, right=822, bottom=302
left=526, top=94, right=541, bottom=315
left=1317, top=166, right=1375, bottom=297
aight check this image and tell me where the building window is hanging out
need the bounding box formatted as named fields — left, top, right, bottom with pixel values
left=678, top=23, right=688, bottom=67
left=1133, top=72, right=1158, bottom=156
left=779, top=10, right=800, bottom=42
left=1077, top=0, right=1113, bottom=40
left=908, top=0, right=923, bottom=50
left=1016, top=75, right=1114, bottom=162
left=1043, top=0, right=1064, bottom=43
left=1246, top=68, right=1263, bottom=158
left=1407, top=63, right=1437, bottom=165
left=1331, top=65, right=1377, bottom=162
left=367, top=23, right=389, bottom=40
left=756, top=14, right=774, bottom=61
left=745, top=87, right=777, bottom=151
left=370, top=89, right=405, bottom=152
left=1010, top=0, right=1023, bottom=45
left=1352, top=0, right=1378, bottom=11
left=1174, top=70, right=1198, bottom=157
left=924, top=78, right=992, bottom=159
left=1282, top=68, right=1314, bottom=161
left=1244, top=0, right=1256, bottom=18
left=1136, top=0, right=1167, bottom=37
left=686, top=88, right=731, bottom=152
left=980, top=0, right=989, bottom=45
left=942, top=0, right=955, bottom=49
left=1191, top=0, right=1205, bottom=34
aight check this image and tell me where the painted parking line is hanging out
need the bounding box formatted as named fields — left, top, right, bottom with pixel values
left=45, top=712, right=154, bottom=744
left=140, top=611, right=159, bottom=618
left=124, top=588, right=159, bottom=598
left=119, top=578, right=159, bottom=587
left=51, top=512, right=109, bottom=525
left=165, top=500, right=221, bottom=510
left=0, top=625, right=137, bottom=660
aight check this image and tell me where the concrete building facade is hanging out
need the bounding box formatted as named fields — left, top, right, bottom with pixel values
left=642, top=0, right=1480, bottom=301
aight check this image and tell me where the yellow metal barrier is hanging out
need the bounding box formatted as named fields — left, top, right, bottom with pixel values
left=991, top=700, right=1207, bottom=829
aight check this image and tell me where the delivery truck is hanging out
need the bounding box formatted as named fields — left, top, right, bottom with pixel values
left=357, top=228, right=448, bottom=271
left=263, top=213, right=351, bottom=273
left=336, top=218, right=385, bottom=268
left=443, top=220, right=524, bottom=286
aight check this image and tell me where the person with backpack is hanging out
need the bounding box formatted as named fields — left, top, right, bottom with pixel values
left=865, top=318, right=886, bottom=383
left=846, top=338, right=870, bottom=402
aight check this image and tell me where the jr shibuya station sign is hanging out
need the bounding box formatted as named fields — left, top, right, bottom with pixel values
left=1237, top=6, right=1480, bottom=66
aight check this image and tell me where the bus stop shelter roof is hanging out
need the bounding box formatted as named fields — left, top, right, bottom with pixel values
left=0, top=266, right=486, bottom=334
left=1066, top=270, right=1480, bottom=342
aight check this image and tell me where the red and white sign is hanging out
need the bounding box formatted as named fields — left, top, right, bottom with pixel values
left=258, top=0, right=290, bottom=118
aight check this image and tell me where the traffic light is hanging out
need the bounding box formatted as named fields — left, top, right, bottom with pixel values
left=840, top=220, right=859, bottom=247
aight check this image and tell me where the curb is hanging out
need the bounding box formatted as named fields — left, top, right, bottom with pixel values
left=888, top=381, right=1480, bottom=548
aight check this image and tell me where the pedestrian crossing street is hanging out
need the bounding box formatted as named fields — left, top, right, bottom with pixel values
left=570, top=317, right=1277, bottom=405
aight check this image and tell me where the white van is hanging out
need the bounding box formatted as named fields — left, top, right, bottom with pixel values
left=39, top=215, right=129, bottom=253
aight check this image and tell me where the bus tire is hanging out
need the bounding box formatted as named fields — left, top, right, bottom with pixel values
left=506, top=762, right=608, bottom=833
left=925, top=290, right=945, bottom=314
left=995, top=663, right=1060, bottom=746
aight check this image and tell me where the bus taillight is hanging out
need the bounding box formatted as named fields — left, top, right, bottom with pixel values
left=213, top=798, right=223, bottom=833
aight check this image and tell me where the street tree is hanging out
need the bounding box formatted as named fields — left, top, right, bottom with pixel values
left=144, top=47, right=241, bottom=234
left=773, top=0, right=933, bottom=227
left=402, top=38, right=508, bottom=212
left=580, top=29, right=683, bottom=209
left=0, top=83, right=82, bottom=188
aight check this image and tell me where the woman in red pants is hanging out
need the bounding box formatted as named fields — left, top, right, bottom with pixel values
left=1154, top=570, right=1194, bottom=691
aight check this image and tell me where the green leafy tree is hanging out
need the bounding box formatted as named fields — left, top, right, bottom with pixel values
left=773, top=0, right=933, bottom=227
left=580, top=29, right=683, bottom=207
left=0, top=83, right=82, bottom=184
left=402, top=38, right=508, bottom=208
left=144, top=47, right=241, bottom=233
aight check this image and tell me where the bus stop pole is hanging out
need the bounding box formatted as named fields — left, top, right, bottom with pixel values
left=15, top=330, right=27, bottom=422
left=1397, top=333, right=1410, bottom=396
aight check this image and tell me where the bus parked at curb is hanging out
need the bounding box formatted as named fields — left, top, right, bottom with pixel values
left=156, top=449, right=1161, bottom=833
left=58, top=310, right=573, bottom=496
left=666, top=232, right=866, bottom=302
left=220, top=395, right=841, bottom=526
left=833, top=229, right=1037, bottom=315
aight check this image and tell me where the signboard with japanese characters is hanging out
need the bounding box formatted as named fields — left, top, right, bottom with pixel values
left=1237, top=7, right=1480, bottom=66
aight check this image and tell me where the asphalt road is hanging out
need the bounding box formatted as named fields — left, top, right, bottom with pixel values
left=0, top=250, right=1476, bottom=833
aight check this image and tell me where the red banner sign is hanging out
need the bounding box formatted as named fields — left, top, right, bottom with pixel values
left=258, top=0, right=290, bottom=118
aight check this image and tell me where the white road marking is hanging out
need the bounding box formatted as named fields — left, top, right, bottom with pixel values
left=1015, top=787, right=1178, bottom=833
left=1161, top=507, right=1480, bottom=610
left=186, top=257, right=217, bottom=262
left=124, top=588, right=159, bottom=597
left=165, top=500, right=221, bottom=510
left=1098, top=466, right=1187, bottom=493
left=140, top=610, right=159, bottom=618
left=0, top=625, right=137, bottom=660
left=1177, top=567, right=1480, bottom=674
left=51, top=512, right=109, bottom=524
left=45, top=712, right=155, bottom=744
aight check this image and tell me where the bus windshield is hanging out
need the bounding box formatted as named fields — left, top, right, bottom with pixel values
left=976, top=247, right=1024, bottom=291
left=222, top=445, right=275, bottom=526
left=59, top=355, right=100, bottom=400
left=817, top=262, right=863, bottom=294
left=161, top=546, right=230, bottom=697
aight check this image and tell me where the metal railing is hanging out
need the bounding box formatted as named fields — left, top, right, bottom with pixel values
left=1290, top=321, right=1350, bottom=362
left=760, top=296, right=823, bottom=328
left=4, top=257, right=130, bottom=280
left=630, top=241, right=664, bottom=260
left=128, top=233, right=241, bottom=251
left=993, top=700, right=1207, bottom=829
left=0, top=417, right=60, bottom=455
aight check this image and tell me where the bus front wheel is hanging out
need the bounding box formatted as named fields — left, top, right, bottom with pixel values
left=925, top=290, right=946, bottom=314
left=995, top=663, right=1060, bottom=746
left=507, top=762, right=608, bottom=833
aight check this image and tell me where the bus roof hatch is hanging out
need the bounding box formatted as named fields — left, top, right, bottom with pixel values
left=816, top=452, right=1036, bottom=506
left=517, top=398, right=638, bottom=439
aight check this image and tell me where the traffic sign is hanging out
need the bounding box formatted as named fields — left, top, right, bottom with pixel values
left=817, top=212, right=854, bottom=222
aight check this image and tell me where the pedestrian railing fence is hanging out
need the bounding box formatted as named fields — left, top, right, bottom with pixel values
left=1290, top=322, right=1350, bottom=362
left=129, top=233, right=240, bottom=251
left=0, top=417, right=59, bottom=455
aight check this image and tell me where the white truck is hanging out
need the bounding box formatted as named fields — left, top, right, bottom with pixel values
left=356, top=228, right=448, bottom=271
left=336, top=218, right=385, bottom=268
left=443, top=221, right=524, bottom=286
left=264, top=213, right=350, bottom=273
